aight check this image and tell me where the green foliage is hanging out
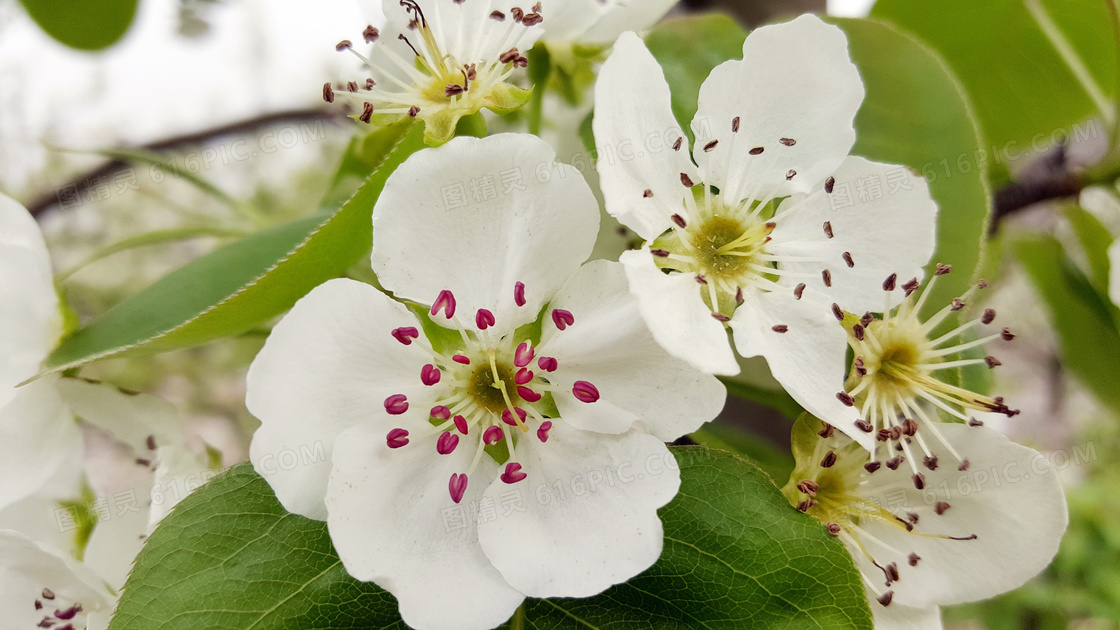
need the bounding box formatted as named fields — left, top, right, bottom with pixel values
left=19, top=0, right=138, bottom=50
left=42, top=121, right=425, bottom=374
left=1014, top=234, right=1120, bottom=415
left=872, top=0, right=1116, bottom=185
left=111, top=449, right=871, bottom=630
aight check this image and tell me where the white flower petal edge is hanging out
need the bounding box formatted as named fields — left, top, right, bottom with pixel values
left=477, top=421, right=678, bottom=598
left=1109, top=239, right=1120, bottom=306
left=327, top=423, right=522, bottom=630
left=539, top=259, right=726, bottom=439
left=248, top=278, right=435, bottom=520
left=767, top=156, right=937, bottom=313
left=372, top=133, right=600, bottom=331
left=0, top=530, right=113, bottom=630
left=856, top=424, right=1067, bottom=608
left=593, top=31, right=698, bottom=243
left=0, top=377, right=80, bottom=512
left=0, top=192, right=59, bottom=403
left=871, top=598, right=943, bottom=630
left=581, top=0, right=679, bottom=45
left=620, top=248, right=740, bottom=375
left=691, top=14, right=863, bottom=204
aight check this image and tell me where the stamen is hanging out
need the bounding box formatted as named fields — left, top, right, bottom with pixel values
left=454, top=415, right=468, bottom=434
left=437, top=431, right=460, bottom=455
left=384, top=394, right=409, bottom=415
left=515, top=342, right=535, bottom=367
left=392, top=327, right=420, bottom=345
left=449, top=473, right=468, bottom=503
left=421, top=364, right=441, bottom=386
left=552, top=309, right=575, bottom=330
left=483, top=425, right=503, bottom=445
left=387, top=428, right=410, bottom=448
left=431, top=405, right=451, bottom=420
left=501, top=462, right=528, bottom=484
left=431, top=290, right=457, bottom=319
left=514, top=281, right=526, bottom=306
left=453, top=354, right=471, bottom=365
left=476, top=309, right=496, bottom=330
left=537, top=420, right=552, bottom=442
left=538, top=356, right=558, bottom=372
left=516, top=386, right=542, bottom=402
left=515, top=368, right=533, bottom=384
left=573, top=381, right=600, bottom=403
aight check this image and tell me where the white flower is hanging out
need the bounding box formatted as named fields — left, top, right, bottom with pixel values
left=836, top=270, right=1020, bottom=481
left=1110, top=239, right=1120, bottom=306
left=782, top=416, right=1067, bottom=629
left=0, top=530, right=114, bottom=630
left=542, top=0, right=678, bottom=48
left=247, top=133, right=725, bottom=630
left=592, top=16, right=938, bottom=449
left=327, top=0, right=545, bottom=144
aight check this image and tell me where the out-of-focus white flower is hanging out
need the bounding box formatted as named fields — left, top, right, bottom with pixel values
left=0, top=530, right=114, bottom=630
left=542, top=0, right=678, bottom=47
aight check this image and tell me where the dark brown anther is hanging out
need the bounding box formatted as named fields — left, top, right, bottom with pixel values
left=359, top=102, right=374, bottom=124
left=513, top=55, right=528, bottom=68
left=365, top=78, right=376, bottom=90
left=1001, top=328, right=1015, bottom=341
left=797, top=480, right=820, bottom=496
left=671, top=213, right=687, bottom=228
left=877, top=429, right=891, bottom=443
left=951, top=298, right=965, bottom=311
left=642, top=189, right=654, bottom=198
left=854, top=419, right=874, bottom=433
left=712, top=312, right=731, bottom=322
left=822, top=269, right=832, bottom=287
left=935, top=501, right=951, bottom=515
left=883, top=273, right=897, bottom=292
left=533, top=1, right=541, bottom=10
left=836, top=392, right=855, bottom=407
left=704, top=140, right=719, bottom=152
left=826, top=522, right=842, bottom=536
left=500, top=48, right=521, bottom=64
left=732, top=116, right=740, bottom=133
left=465, top=64, right=477, bottom=81
left=831, top=303, right=844, bottom=321
left=935, top=263, right=952, bottom=275
left=878, top=591, right=894, bottom=607
left=779, top=137, right=796, bottom=146
left=853, top=323, right=865, bottom=341
left=885, top=562, right=900, bottom=583
left=823, top=221, right=834, bottom=238
left=906, top=512, right=919, bottom=524
left=363, top=25, right=380, bottom=43
left=886, top=456, right=903, bottom=470
left=901, top=419, right=918, bottom=436
left=888, top=426, right=903, bottom=441
left=772, top=324, right=789, bottom=333
left=347, top=81, right=359, bottom=92
left=818, top=423, right=835, bottom=439
left=864, top=461, right=881, bottom=473
left=408, top=105, right=420, bottom=117
left=820, top=451, right=838, bottom=468
left=490, top=10, right=506, bottom=20
left=673, top=137, right=683, bottom=151
left=735, top=286, right=744, bottom=306
left=146, top=435, right=157, bottom=450
left=34, top=599, right=42, bottom=610
left=978, top=279, right=989, bottom=289
left=511, top=7, right=525, bottom=21
left=650, top=248, right=670, bottom=258
left=985, top=356, right=1001, bottom=368
left=335, top=39, right=353, bottom=51
left=322, top=82, right=335, bottom=103
left=786, top=169, right=797, bottom=180
left=825, top=176, right=836, bottom=194
left=912, top=473, right=926, bottom=489
left=854, top=356, right=867, bottom=376
left=749, top=146, right=764, bottom=155
left=923, top=455, right=939, bottom=470
left=982, top=308, right=996, bottom=324
left=42, top=588, right=55, bottom=600
left=908, top=553, right=921, bottom=566
left=860, top=312, right=874, bottom=327
left=794, top=283, right=806, bottom=300
left=695, top=274, right=707, bottom=285
left=796, top=499, right=817, bottom=512
left=958, top=459, right=970, bottom=471
left=680, top=173, right=695, bottom=187
left=136, top=457, right=152, bottom=467
left=968, top=417, right=983, bottom=427
left=902, top=277, right=920, bottom=296
left=521, top=12, right=543, bottom=26
left=843, top=252, right=855, bottom=268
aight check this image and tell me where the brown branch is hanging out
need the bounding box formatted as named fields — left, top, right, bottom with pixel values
left=26, top=108, right=338, bottom=217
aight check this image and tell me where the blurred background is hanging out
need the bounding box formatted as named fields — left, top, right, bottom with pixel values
left=2, top=0, right=1117, bottom=628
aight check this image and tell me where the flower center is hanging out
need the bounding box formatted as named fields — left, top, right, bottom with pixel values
left=383, top=284, right=601, bottom=504
left=32, top=587, right=88, bottom=630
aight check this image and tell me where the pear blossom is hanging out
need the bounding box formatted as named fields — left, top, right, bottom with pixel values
left=542, top=0, right=678, bottom=48
left=247, top=133, right=725, bottom=630
left=0, top=530, right=114, bottom=630
left=1110, top=240, right=1120, bottom=306
left=782, top=415, right=1067, bottom=629
left=593, top=17, right=937, bottom=448
left=836, top=269, right=1021, bottom=480
left=327, top=0, right=546, bottom=144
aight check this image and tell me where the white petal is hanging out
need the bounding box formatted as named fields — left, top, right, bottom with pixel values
left=478, top=422, right=678, bottom=598
left=593, top=31, right=698, bottom=242
left=372, top=134, right=599, bottom=332
left=539, top=260, right=726, bottom=438
left=0, top=494, right=82, bottom=558
left=729, top=289, right=871, bottom=450
left=540, top=0, right=606, bottom=43
left=380, top=0, right=543, bottom=61
left=247, top=279, right=435, bottom=520
left=870, top=597, right=943, bottom=630
left=767, top=157, right=938, bottom=312
left=84, top=484, right=149, bottom=590
left=0, top=193, right=59, bottom=403
left=56, top=378, right=182, bottom=454
left=327, top=423, right=523, bottom=630
left=692, top=14, right=863, bottom=203
left=0, top=377, right=82, bottom=512
left=581, top=0, right=679, bottom=44
left=620, top=249, right=739, bottom=375
left=0, top=530, right=113, bottom=627
left=856, top=424, right=1068, bottom=608
left=1109, top=240, right=1120, bottom=307
left=148, top=444, right=215, bottom=527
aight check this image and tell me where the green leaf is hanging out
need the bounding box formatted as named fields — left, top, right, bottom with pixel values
left=18, top=0, right=138, bottom=50
left=692, top=423, right=796, bottom=484
left=1065, top=204, right=1115, bottom=291
left=42, top=121, right=425, bottom=374
left=871, top=0, right=1115, bottom=185
left=836, top=17, right=992, bottom=325
left=1014, top=234, right=1120, bottom=413
left=108, top=464, right=409, bottom=630
left=645, top=14, right=748, bottom=146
